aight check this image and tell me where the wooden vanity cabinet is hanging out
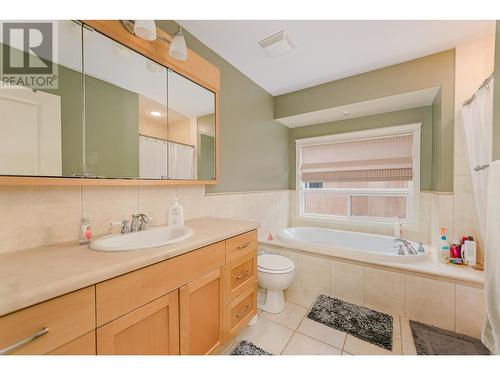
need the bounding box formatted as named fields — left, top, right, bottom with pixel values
left=97, top=290, right=179, bottom=355
left=180, top=268, right=223, bottom=354
left=0, top=229, right=258, bottom=355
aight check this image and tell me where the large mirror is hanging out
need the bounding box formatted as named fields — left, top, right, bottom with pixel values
left=84, top=26, right=169, bottom=179
left=0, top=21, right=217, bottom=181
left=167, top=70, right=216, bottom=180
left=0, top=20, right=84, bottom=177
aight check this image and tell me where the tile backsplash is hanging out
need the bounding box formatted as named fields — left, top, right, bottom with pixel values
left=0, top=186, right=290, bottom=254
left=0, top=185, right=206, bottom=254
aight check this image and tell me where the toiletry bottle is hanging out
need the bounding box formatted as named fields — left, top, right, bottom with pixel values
left=450, top=238, right=461, bottom=260
left=80, top=215, right=92, bottom=245
left=168, top=198, right=184, bottom=227
left=463, top=236, right=477, bottom=267
left=439, top=227, right=450, bottom=263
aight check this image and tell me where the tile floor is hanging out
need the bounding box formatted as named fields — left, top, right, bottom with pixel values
left=221, top=296, right=418, bottom=355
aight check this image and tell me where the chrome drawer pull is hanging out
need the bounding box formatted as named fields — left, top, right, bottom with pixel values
left=237, top=242, right=251, bottom=250
left=235, top=305, right=250, bottom=319
left=236, top=270, right=250, bottom=280
left=0, top=326, right=49, bottom=355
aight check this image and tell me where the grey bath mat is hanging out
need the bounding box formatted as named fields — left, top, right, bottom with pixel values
left=410, top=320, right=489, bottom=355
left=307, top=294, right=393, bottom=350
left=230, top=340, right=272, bottom=355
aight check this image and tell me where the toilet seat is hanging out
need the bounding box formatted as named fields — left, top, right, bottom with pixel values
left=257, top=254, right=295, bottom=274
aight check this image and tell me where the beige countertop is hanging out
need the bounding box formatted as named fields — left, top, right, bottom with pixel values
left=0, top=217, right=259, bottom=317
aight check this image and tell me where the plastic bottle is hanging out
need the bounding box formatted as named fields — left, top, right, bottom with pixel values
left=79, top=214, right=92, bottom=245
left=168, top=198, right=184, bottom=227
left=439, top=227, right=450, bottom=263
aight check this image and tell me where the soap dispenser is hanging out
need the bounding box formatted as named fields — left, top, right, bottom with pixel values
left=168, top=198, right=184, bottom=227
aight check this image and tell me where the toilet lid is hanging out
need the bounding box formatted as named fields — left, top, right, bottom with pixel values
left=258, top=254, right=294, bottom=271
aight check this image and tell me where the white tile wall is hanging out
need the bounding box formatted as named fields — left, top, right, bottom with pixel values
left=405, top=275, right=455, bottom=331
left=205, top=190, right=289, bottom=240
left=0, top=185, right=206, bottom=254
left=266, top=247, right=485, bottom=338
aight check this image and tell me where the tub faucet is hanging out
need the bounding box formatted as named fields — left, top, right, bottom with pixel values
left=393, top=238, right=417, bottom=255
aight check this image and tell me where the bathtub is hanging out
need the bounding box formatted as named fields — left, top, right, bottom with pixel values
left=276, top=227, right=428, bottom=263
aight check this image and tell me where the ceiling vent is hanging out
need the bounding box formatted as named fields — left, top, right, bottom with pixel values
left=258, top=30, right=296, bottom=58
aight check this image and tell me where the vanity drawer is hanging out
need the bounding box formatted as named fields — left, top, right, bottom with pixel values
left=0, top=287, right=95, bottom=355
left=223, top=252, right=257, bottom=302
left=96, top=241, right=225, bottom=326
left=225, top=230, right=257, bottom=263
left=224, top=283, right=257, bottom=340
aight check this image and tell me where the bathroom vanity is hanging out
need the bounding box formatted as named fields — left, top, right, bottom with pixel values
left=0, top=218, right=258, bottom=355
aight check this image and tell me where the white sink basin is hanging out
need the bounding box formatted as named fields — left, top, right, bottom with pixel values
left=90, top=226, right=194, bottom=252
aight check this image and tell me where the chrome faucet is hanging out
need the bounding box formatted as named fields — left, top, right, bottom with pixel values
left=393, top=238, right=417, bottom=255
left=130, top=213, right=151, bottom=232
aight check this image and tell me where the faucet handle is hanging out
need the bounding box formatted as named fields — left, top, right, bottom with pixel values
left=111, top=219, right=130, bottom=234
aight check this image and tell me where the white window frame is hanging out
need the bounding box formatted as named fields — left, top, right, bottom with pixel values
left=295, top=123, right=421, bottom=229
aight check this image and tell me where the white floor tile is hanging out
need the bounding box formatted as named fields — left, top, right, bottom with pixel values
left=343, top=335, right=402, bottom=355
left=282, top=333, right=341, bottom=355
left=261, top=302, right=308, bottom=330
left=238, top=316, right=294, bottom=355
left=400, top=317, right=413, bottom=342
left=296, top=317, right=347, bottom=349
left=402, top=340, right=417, bottom=355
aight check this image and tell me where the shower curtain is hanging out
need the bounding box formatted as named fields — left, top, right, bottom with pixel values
left=462, top=77, right=497, bottom=353
left=461, top=77, right=494, bottom=246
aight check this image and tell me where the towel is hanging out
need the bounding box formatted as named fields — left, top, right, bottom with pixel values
left=482, top=159, right=500, bottom=354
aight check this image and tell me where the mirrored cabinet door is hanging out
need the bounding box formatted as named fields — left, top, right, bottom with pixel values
left=167, top=69, right=216, bottom=181
left=83, top=27, right=169, bottom=179
left=0, top=20, right=84, bottom=178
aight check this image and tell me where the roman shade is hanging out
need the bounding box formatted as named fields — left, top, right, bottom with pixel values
left=300, top=134, right=413, bottom=183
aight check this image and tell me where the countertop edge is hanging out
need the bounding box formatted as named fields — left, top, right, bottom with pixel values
left=0, top=219, right=258, bottom=317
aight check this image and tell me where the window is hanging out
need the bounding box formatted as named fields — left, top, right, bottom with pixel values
left=296, top=123, right=421, bottom=226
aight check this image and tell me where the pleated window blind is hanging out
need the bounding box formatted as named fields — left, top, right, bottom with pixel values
left=300, top=134, right=413, bottom=183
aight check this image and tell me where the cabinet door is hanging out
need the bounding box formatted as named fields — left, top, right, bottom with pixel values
left=180, top=268, right=223, bottom=354
left=97, top=290, right=179, bottom=355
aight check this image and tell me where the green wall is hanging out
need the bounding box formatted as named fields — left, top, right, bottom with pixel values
left=493, top=21, right=500, bottom=161
left=157, top=21, right=290, bottom=193
left=199, top=134, right=215, bottom=180
left=276, top=50, right=455, bottom=192
left=289, top=106, right=433, bottom=190
left=85, top=76, right=139, bottom=178
left=43, top=65, right=84, bottom=177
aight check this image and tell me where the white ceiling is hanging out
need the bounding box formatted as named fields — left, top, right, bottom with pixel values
left=178, top=20, right=495, bottom=96
left=276, top=87, right=439, bottom=128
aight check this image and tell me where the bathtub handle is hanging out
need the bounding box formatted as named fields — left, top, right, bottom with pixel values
left=237, top=242, right=251, bottom=250
left=236, top=270, right=250, bottom=280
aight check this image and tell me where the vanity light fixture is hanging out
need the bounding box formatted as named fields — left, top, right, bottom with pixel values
left=133, top=20, right=157, bottom=41
left=169, top=26, right=187, bottom=61
left=150, top=111, right=162, bottom=117
left=120, top=20, right=188, bottom=61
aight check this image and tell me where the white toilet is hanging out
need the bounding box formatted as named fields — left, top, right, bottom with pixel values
left=257, top=253, right=295, bottom=313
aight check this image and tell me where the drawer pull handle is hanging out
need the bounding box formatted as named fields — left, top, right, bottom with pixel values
left=236, top=304, right=250, bottom=319
left=236, top=270, right=250, bottom=280
left=237, top=242, right=251, bottom=250
left=0, top=326, right=49, bottom=355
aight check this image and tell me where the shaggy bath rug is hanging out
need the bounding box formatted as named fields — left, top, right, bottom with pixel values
left=409, top=320, right=489, bottom=355
left=230, top=340, right=272, bottom=355
left=307, top=294, right=393, bottom=350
